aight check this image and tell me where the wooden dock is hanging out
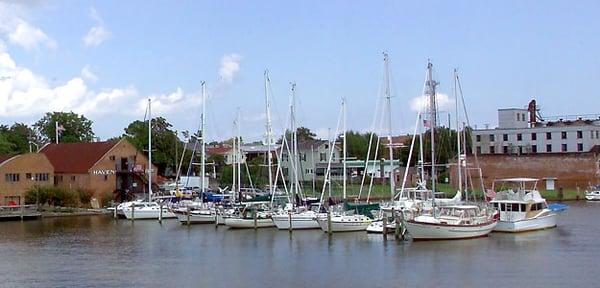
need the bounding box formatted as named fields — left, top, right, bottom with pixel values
left=0, top=205, right=41, bottom=221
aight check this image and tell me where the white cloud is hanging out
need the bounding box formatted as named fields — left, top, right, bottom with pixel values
left=80, top=65, right=98, bottom=82
left=82, top=7, right=111, bottom=47
left=0, top=3, right=56, bottom=51
left=219, top=54, right=241, bottom=83
left=409, top=93, right=454, bottom=113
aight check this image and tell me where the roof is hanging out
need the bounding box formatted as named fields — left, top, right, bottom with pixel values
left=40, top=140, right=119, bottom=173
left=0, top=155, right=15, bottom=165
left=206, top=146, right=232, bottom=155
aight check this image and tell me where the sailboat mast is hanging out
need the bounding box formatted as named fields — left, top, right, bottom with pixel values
left=264, top=70, right=274, bottom=195
left=237, top=108, right=242, bottom=199
left=147, top=98, right=152, bottom=202
left=290, top=83, right=298, bottom=207
left=426, top=61, right=438, bottom=205
left=201, top=82, right=206, bottom=200
left=232, top=119, right=237, bottom=200
left=342, top=98, right=347, bottom=201
left=454, top=69, right=462, bottom=197
left=383, top=52, right=395, bottom=201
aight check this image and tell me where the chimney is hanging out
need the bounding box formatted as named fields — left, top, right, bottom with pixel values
left=528, top=99, right=537, bottom=127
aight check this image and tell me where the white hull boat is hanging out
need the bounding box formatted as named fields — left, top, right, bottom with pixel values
left=494, top=212, right=557, bottom=232
left=317, top=214, right=372, bottom=233
left=585, top=190, right=600, bottom=201
left=405, top=218, right=497, bottom=240
left=174, top=209, right=215, bottom=224
left=225, top=217, right=275, bottom=228
left=122, top=202, right=177, bottom=220
left=366, top=220, right=397, bottom=234
left=272, top=211, right=322, bottom=230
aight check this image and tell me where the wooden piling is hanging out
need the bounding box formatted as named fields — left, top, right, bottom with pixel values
left=382, top=216, right=388, bottom=240
left=288, top=211, right=293, bottom=233
left=131, top=204, right=135, bottom=222
left=158, top=204, right=163, bottom=223
left=187, top=206, right=191, bottom=226
left=253, top=211, right=258, bottom=230
left=20, top=204, right=24, bottom=221
left=113, top=204, right=117, bottom=219
left=327, top=209, right=332, bottom=236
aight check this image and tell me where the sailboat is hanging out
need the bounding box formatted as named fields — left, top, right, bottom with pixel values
left=173, top=82, right=217, bottom=224
left=403, top=62, right=497, bottom=240
left=122, top=98, right=176, bottom=220
left=316, top=99, right=373, bottom=233
left=225, top=70, right=277, bottom=229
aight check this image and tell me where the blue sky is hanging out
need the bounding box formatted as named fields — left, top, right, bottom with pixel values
left=0, top=0, right=598, bottom=142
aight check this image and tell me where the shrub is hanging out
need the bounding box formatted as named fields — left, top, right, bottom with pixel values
left=24, top=186, right=80, bottom=207
left=76, top=188, right=94, bottom=207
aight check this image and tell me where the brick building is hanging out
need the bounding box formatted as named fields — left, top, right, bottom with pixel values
left=449, top=151, right=600, bottom=190
left=0, top=153, right=54, bottom=205
left=40, top=139, right=157, bottom=200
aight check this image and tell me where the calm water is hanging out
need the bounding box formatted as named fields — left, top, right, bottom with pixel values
left=0, top=202, right=598, bottom=288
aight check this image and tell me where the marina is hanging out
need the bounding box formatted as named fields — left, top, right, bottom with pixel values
left=0, top=202, right=596, bottom=287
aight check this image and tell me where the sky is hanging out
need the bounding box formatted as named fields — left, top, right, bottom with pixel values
left=0, top=0, right=599, bottom=143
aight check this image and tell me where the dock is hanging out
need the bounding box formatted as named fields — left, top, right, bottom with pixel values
left=0, top=205, right=41, bottom=221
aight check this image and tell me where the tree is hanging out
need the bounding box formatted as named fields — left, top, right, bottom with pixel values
left=34, top=112, right=94, bottom=143
left=123, top=117, right=180, bottom=175
left=340, top=130, right=382, bottom=160
left=296, top=127, right=316, bottom=140
left=0, top=123, right=38, bottom=154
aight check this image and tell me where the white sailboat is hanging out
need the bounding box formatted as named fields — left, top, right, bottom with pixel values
left=490, top=178, right=558, bottom=232
left=404, top=62, right=496, bottom=240
left=317, top=99, right=373, bottom=233
left=585, top=184, right=600, bottom=201
left=174, top=82, right=216, bottom=224
left=123, top=98, right=176, bottom=220
left=224, top=70, right=276, bottom=229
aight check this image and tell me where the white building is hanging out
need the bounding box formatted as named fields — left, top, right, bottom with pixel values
left=473, top=106, right=600, bottom=155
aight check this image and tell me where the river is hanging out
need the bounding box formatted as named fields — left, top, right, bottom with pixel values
left=0, top=202, right=598, bottom=287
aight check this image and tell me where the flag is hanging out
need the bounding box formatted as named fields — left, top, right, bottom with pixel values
left=423, top=119, right=431, bottom=128
left=485, top=189, right=496, bottom=201
left=57, top=124, right=66, bottom=136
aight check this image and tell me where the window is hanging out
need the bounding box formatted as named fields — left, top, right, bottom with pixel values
left=519, top=146, right=523, bottom=154
left=319, top=153, right=326, bottom=161
left=516, top=114, right=520, bottom=121
left=104, top=175, right=108, bottom=181
left=502, top=146, right=508, bottom=154
left=532, top=145, right=537, bottom=153
left=5, top=173, right=19, bottom=182
left=476, top=146, right=481, bottom=154
left=517, top=134, right=522, bottom=141
left=562, top=144, right=567, bottom=152
left=500, top=203, right=506, bottom=211
left=109, top=155, right=116, bottom=161
left=546, top=132, right=552, bottom=140
left=531, top=133, right=537, bottom=140
left=597, top=131, right=599, bottom=139
left=476, top=135, right=481, bottom=142
left=71, top=175, right=76, bottom=181
left=561, top=131, right=567, bottom=139
left=490, top=134, right=495, bottom=142
left=520, top=204, right=527, bottom=212
left=577, top=130, right=583, bottom=139
left=546, top=144, right=552, bottom=153
left=592, top=131, right=595, bottom=139
left=511, top=203, right=520, bottom=212
left=578, top=143, right=583, bottom=152
left=26, top=173, right=32, bottom=180
left=489, top=146, right=495, bottom=154
left=522, top=113, right=526, bottom=122
left=34, top=173, right=49, bottom=182
left=503, top=134, right=508, bottom=141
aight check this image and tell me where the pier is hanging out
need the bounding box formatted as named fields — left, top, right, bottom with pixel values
left=0, top=205, right=41, bottom=221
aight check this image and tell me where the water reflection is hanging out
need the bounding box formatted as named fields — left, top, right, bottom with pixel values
left=0, top=202, right=598, bottom=287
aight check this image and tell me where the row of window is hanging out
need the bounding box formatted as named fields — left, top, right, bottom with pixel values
left=476, top=130, right=599, bottom=142
left=492, top=202, right=546, bottom=212
left=477, top=143, right=584, bottom=154
left=4, top=173, right=50, bottom=183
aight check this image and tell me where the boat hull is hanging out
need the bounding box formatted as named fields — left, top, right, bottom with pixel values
left=493, top=213, right=557, bottom=233
left=585, top=193, right=600, bottom=201
left=224, top=218, right=275, bottom=229
left=174, top=211, right=215, bottom=224
left=122, top=208, right=176, bottom=220
left=366, top=220, right=397, bottom=234
left=405, top=220, right=497, bottom=240
left=272, top=213, right=320, bottom=230
left=317, top=217, right=372, bottom=233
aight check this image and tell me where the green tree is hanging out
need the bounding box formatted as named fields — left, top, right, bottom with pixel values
left=296, top=127, right=316, bottom=140
left=341, top=130, right=382, bottom=160
left=123, top=117, right=180, bottom=175
left=34, top=112, right=94, bottom=143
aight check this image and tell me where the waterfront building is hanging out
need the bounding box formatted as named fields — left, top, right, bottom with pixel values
left=279, top=139, right=341, bottom=182
left=0, top=153, right=54, bottom=205
left=40, top=139, right=156, bottom=201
